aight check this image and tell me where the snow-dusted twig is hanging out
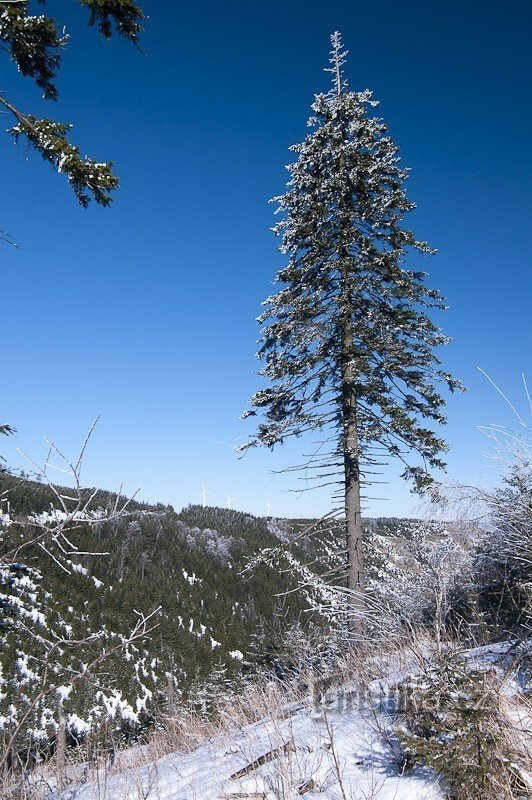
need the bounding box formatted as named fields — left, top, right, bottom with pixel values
left=1, top=418, right=140, bottom=569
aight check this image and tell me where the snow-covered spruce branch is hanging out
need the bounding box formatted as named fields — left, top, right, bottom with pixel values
left=0, top=94, right=119, bottom=208
left=0, top=0, right=144, bottom=210
left=0, top=229, right=16, bottom=246
left=0, top=422, right=15, bottom=467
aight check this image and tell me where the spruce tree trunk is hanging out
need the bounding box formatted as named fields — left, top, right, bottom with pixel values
left=56, top=697, right=67, bottom=791
left=341, top=273, right=365, bottom=637
left=344, top=414, right=365, bottom=635
left=342, top=389, right=366, bottom=635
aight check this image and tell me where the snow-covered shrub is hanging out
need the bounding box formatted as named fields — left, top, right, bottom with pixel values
left=0, top=427, right=157, bottom=773
left=246, top=516, right=477, bottom=646
left=452, top=376, right=532, bottom=635
left=367, top=520, right=478, bottom=643
left=249, top=615, right=346, bottom=692
left=472, top=458, right=532, bottom=635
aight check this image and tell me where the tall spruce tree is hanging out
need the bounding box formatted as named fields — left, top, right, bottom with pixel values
left=241, top=33, right=463, bottom=633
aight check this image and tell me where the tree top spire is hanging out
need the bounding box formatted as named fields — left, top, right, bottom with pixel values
left=324, top=31, right=349, bottom=97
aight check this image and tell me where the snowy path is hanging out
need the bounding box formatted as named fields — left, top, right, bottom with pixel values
left=55, top=701, right=443, bottom=800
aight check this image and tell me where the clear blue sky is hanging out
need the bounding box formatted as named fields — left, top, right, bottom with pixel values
left=2, top=0, right=531, bottom=518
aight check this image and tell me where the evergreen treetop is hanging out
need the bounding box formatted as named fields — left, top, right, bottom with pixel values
left=242, top=32, right=463, bottom=492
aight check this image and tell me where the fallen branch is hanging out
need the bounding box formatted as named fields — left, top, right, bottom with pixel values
left=219, top=794, right=267, bottom=799
left=229, top=740, right=295, bottom=780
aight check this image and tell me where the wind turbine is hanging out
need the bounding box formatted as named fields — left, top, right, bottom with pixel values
left=225, top=492, right=235, bottom=510
left=200, top=482, right=210, bottom=507
left=266, top=500, right=272, bottom=517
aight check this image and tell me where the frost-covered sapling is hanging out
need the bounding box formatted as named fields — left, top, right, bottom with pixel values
left=396, top=652, right=528, bottom=799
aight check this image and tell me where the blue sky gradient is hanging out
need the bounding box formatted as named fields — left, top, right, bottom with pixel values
left=2, top=0, right=531, bottom=517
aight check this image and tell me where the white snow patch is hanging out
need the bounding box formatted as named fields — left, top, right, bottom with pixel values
left=228, top=650, right=244, bottom=660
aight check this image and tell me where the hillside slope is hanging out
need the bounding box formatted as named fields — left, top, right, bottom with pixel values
left=0, top=472, right=445, bottom=744
left=0, top=474, right=313, bottom=740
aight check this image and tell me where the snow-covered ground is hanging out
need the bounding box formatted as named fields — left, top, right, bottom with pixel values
left=54, top=698, right=443, bottom=800
left=46, top=641, right=530, bottom=800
